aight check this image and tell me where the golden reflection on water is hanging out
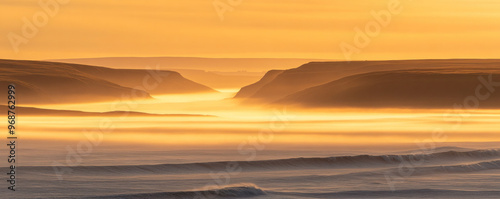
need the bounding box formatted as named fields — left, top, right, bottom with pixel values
left=20, top=91, right=500, bottom=146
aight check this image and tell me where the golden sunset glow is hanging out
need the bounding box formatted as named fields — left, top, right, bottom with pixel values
left=19, top=91, right=500, bottom=146
left=2, top=0, right=500, bottom=60
left=3, top=1, right=500, bottom=198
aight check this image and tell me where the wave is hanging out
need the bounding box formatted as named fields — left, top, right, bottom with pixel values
left=86, top=184, right=266, bottom=199
left=405, top=159, right=500, bottom=175
left=269, top=189, right=500, bottom=199
left=270, top=159, right=500, bottom=183
left=88, top=187, right=500, bottom=199
left=398, top=146, right=475, bottom=153
left=19, top=149, right=500, bottom=175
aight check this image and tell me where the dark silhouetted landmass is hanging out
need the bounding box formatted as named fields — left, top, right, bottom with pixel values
left=237, top=59, right=500, bottom=104
left=0, top=59, right=216, bottom=104
left=278, top=69, right=500, bottom=108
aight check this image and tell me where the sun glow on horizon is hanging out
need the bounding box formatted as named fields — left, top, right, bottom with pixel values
left=2, top=0, right=500, bottom=60
left=19, top=91, right=500, bottom=146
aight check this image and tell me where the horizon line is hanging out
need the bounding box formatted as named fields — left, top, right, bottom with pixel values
left=27, top=56, right=500, bottom=62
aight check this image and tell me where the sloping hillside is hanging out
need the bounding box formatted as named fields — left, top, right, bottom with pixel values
left=0, top=59, right=215, bottom=104
left=234, top=70, right=284, bottom=98
left=236, top=59, right=500, bottom=102
left=278, top=69, right=500, bottom=108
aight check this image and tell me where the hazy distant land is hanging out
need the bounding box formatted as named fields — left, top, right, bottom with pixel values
left=0, top=105, right=213, bottom=117
left=50, top=57, right=329, bottom=89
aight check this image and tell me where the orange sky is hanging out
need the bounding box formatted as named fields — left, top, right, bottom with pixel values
left=1, top=0, right=500, bottom=60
